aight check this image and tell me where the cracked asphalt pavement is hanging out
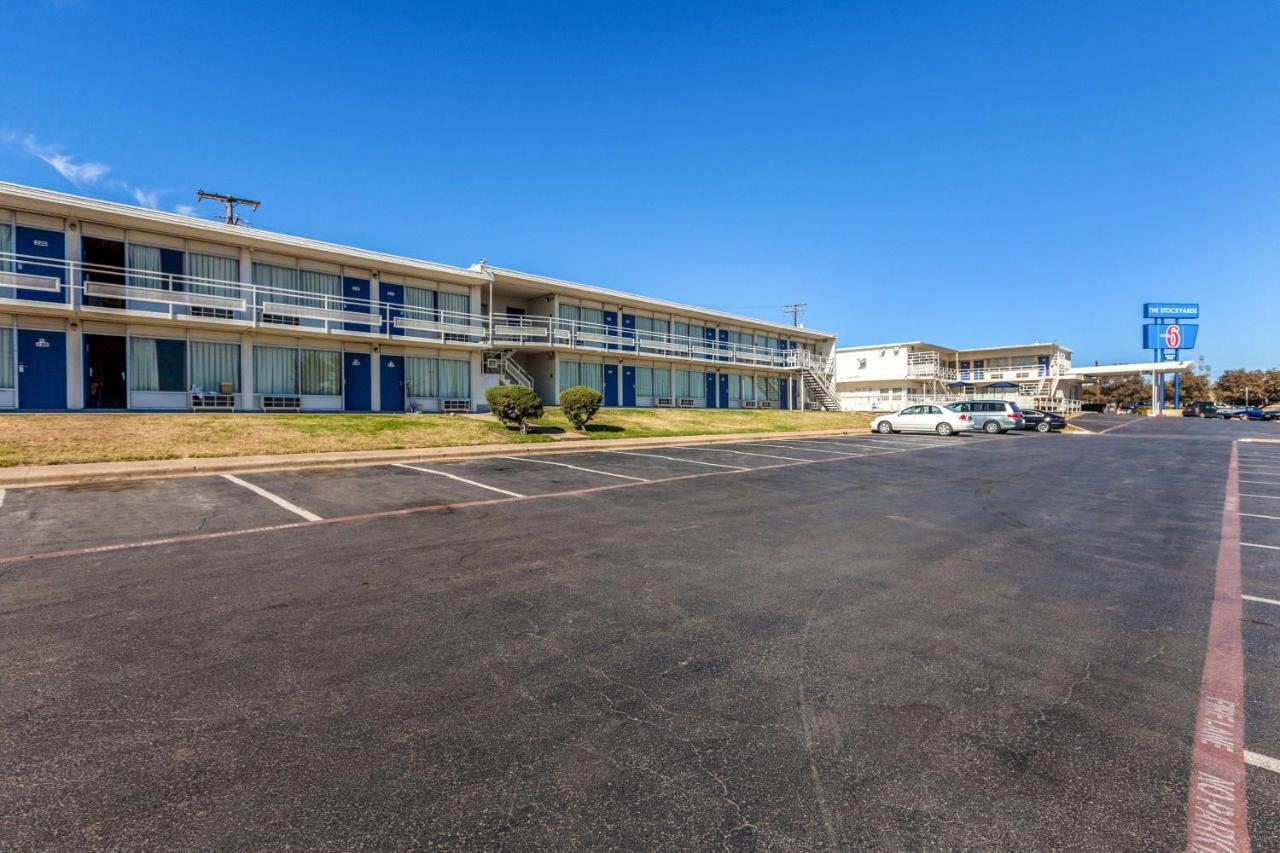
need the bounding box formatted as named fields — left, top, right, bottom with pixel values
left=2, top=419, right=1277, bottom=850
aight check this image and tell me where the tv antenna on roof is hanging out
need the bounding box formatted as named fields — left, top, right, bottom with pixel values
left=196, top=190, right=261, bottom=225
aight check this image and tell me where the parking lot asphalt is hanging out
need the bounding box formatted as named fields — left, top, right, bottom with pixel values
left=2, top=419, right=1279, bottom=849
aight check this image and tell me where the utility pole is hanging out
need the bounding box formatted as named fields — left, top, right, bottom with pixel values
left=196, top=190, right=261, bottom=225
left=782, top=303, right=807, bottom=327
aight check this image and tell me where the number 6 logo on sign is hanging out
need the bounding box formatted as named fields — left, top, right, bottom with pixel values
left=1164, top=324, right=1182, bottom=348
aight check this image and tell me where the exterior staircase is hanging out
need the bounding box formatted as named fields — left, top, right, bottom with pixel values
left=792, top=351, right=842, bottom=411
left=486, top=349, right=534, bottom=389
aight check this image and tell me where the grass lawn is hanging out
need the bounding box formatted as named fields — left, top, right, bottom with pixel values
left=0, top=408, right=871, bottom=467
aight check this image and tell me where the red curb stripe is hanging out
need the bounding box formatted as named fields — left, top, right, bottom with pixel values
left=1186, top=441, right=1250, bottom=852
left=0, top=440, right=954, bottom=567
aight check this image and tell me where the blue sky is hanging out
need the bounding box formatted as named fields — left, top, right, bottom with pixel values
left=3, top=1, right=1277, bottom=370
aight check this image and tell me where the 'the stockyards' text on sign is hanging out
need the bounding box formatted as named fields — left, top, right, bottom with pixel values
left=1143, top=303, right=1200, bottom=319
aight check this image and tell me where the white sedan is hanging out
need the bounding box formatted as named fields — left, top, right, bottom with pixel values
left=870, top=403, right=972, bottom=436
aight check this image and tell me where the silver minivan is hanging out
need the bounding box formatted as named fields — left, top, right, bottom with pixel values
left=948, top=399, right=1024, bottom=434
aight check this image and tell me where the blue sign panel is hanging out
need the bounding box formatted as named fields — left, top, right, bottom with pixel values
left=1143, top=323, right=1198, bottom=350
left=1143, top=302, right=1199, bottom=319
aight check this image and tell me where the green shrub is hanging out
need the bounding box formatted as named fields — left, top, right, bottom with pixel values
left=485, top=385, right=544, bottom=434
left=559, top=385, right=603, bottom=430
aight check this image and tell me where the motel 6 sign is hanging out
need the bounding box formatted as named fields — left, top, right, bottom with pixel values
left=1142, top=303, right=1199, bottom=352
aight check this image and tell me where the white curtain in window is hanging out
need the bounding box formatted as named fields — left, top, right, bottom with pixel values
left=300, top=349, right=340, bottom=395
left=579, top=362, right=603, bottom=392
left=438, top=358, right=470, bottom=398
left=754, top=376, right=768, bottom=400
left=652, top=368, right=671, bottom=397
left=0, top=326, right=14, bottom=388
left=187, top=252, right=239, bottom=297
left=767, top=377, right=780, bottom=401
left=254, top=346, right=297, bottom=394
left=127, top=244, right=164, bottom=290
left=190, top=341, right=239, bottom=392
left=437, top=291, right=470, bottom=322
left=129, top=337, right=160, bottom=391
left=738, top=375, right=753, bottom=401
left=559, top=360, right=580, bottom=392
left=299, top=270, right=341, bottom=308
left=558, top=303, right=579, bottom=322
left=0, top=222, right=13, bottom=271
left=579, top=306, right=603, bottom=329
left=253, top=262, right=300, bottom=305
left=404, top=286, right=435, bottom=321
left=635, top=366, right=653, bottom=397
left=405, top=356, right=438, bottom=397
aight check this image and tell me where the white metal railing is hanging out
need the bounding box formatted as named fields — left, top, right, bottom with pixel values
left=0, top=249, right=827, bottom=372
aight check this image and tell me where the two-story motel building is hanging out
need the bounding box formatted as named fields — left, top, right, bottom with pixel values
left=835, top=340, right=1083, bottom=413
left=0, top=182, right=838, bottom=414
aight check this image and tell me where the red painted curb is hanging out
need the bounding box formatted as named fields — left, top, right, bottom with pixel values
left=1185, top=441, right=1250, bottom=852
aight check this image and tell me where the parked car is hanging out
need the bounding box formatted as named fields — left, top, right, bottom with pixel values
left=1019, top=409, right=1067, bottom=432
left=870, top=403, right=972, bottom=436
left=1222, top=406, right=1275, bottom=421
left=946, top=399, right=1024, bottom=434
left=1182, top=402, right=1225, bottom=418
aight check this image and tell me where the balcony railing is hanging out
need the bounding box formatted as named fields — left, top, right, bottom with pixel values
left=0, top=251, right=826, bottom=373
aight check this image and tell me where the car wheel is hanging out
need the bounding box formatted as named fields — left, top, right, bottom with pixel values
left=1036, top=421, right=1050, bottom=433
left=983, top=420, right=1001, bottom=434
left=936, top=422, right=954, bottom=436
left=878, top=421, right=894, bottom=434
left=1199, top=412, right=1206, bottom=418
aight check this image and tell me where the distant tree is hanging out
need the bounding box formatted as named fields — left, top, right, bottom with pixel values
left=1085, top=375, right=1151, bottom=405
left=1165, top=372, right=1210, bottom=403
left=1213, top=369, right=1267, bottom=406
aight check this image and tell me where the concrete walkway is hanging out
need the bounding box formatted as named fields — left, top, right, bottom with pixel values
left=0, top=428, right=866, bottom=488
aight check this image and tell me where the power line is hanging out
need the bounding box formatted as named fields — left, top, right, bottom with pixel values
left=782, top=303, right=807, bottom=326
left=196, top=190, right=261, bottom=226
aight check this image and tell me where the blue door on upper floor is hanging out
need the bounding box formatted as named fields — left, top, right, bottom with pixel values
left=380, top=282, right=404, bottom=336
left=718, top=373, right=730, bottom=408
left=603, top=364, right=619, bottom=407
left=621, top=314, right=636, bottom=352
left=718, top=329, right=730, bottom=362
left=380, top=354, right=404, bottom=412
left=344, top=352, right=372, bottom=411
left=13, top=226, right=67, bottom=304
left=704, top=371, right=717, bottom=408
left=344, top=277, right=373, bottom=332
left=17, top=329, right=67, bottom=409
left=622, top=365, right=637, bottom=407
left=603, top=311, right=618, bottom=351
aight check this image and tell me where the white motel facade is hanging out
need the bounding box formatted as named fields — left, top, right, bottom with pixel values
left=0, top=182, right=839, bottom=414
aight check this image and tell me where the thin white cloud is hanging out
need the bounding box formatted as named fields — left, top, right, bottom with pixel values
left=131, top=187, right=163, bottom=209
left=172, top=204, right=197, bottom=217
left=3, top=132, right=111, bottom=187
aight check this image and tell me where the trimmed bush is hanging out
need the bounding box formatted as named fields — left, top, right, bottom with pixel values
left=485, top=385, right=544, bottom=434
left=560, top=385, right=603, bottom=430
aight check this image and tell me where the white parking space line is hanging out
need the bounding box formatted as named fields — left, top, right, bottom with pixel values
left=781, top=439, right=920, bottom=453
left=671, top=446, right=811, bottom=462
left=0, top=489, right=5, bottom=509
left=599, top=450, right=746, bottom=470
left=1240, top=466, right=1280, bottom=472
left=393, top=463, right=526, bottom=497
left=500, top=456, right=648, bottom=482
left=1243, top=594, right=1280, bottom=606
left=1241, top=494, right=1280, bottom=500
left=1242, top=542, right=1280, bottom=551
left=1242, top=513, right=1280, bottom=521
left=1240, top=479, right=1280, bottom=485
left=1245, top=750, right=1280, bottom=774
left=221, top=474, right=323, bottom=522
left=750, top=442, right=855, bottom=456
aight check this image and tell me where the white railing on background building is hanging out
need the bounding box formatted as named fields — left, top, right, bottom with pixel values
left=0, top=251, right=834, bottom=376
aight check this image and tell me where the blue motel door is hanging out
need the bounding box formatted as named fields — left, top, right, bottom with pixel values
left=622, top=366, right=637, bottom=407
left=380, top=355, right=404, bottom=412
left=718, top=373, right=730, bottom=408
left=344, top=353, right=372, bottom=411
left=17, top=329, right=67, bottom=409
left=704, top=372, right=717, bottom=408
left=603, top=364, right=619, bottom=407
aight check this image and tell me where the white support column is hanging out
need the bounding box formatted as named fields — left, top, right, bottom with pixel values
left=469, top=350, right=485, bottom=412
left=240, top=334, right=255, bottom=411
left=369, top=346, right=382, bottom=413
left=66, top=321, right=82, bottom=409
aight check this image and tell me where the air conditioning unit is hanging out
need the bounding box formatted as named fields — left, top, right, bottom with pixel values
left=259, top=395, right=301, bottom=411
left=677, top=398, right=695, bottom=408
left=758, top=401, right=774, bottom=409
left=655, top=397, right=674, bottom=407
left=742, top=400, right=758, bottom=408
left=484, top=357, right=503, bottom=370
left=442, top=399, right=470, bottom=413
